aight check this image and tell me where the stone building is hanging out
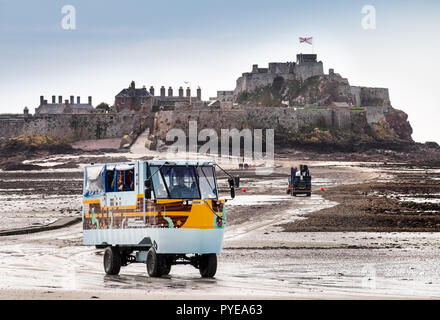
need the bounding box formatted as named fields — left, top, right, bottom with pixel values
left=208, top=90, right=235, bottom=109
left=114, top=81, right=204, bottom=113
left=150, top=85, right=203, bottom=111
left=114, top=81, right=154, bottom=113
left=35, top=95, right=93, bottom=114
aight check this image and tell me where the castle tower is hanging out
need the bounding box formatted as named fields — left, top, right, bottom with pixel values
left=149, top=86, right=155, bottom=95
left=23, top=106, right=29, bottom=120
left=58, top=96, right=62, bottom=104
left=52, top=95, right=56, bottom=103
left=179, top=87, right=184, bottom=97
left=168, top=86, right=173, bottom=97
left=197, top=87, right=201, bottom=100
left=186, top=87, right=191, bottom=97
left=160, top=86, right=165, bottom=97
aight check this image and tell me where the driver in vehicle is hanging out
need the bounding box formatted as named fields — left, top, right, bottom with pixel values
left=170, top=175, right=198, bottom=199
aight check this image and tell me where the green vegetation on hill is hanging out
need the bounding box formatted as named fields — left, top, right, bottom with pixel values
left=0, top=134, right=73, bottom=156
left=237, top=76, right=285, bottom=107
left=95, top=102, right=110, bottom=112
left=236, top=75, right=346, bottom=107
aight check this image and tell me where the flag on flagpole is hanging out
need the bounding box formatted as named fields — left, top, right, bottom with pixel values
left=299, top=37, right=313, bottom=45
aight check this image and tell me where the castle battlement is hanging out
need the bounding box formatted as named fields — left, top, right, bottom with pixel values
left=234, top=53, right=324, bottom=96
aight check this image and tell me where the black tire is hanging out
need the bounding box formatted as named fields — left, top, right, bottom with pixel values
left=161, top=263, right=171, bottom=276
left=307, top=192, right=311, bottom=197
left=146, top=247, right=163, bottom=277
left=103, top=246, right=121, bottom=275
left=199, top=254, right=217, bottom=278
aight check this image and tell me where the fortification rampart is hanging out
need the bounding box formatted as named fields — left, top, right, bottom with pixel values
left=0, top=114, right=153, bottom=141
left=153, top=106, right=376, bottom=142
left=0, top=105, right=392, bottom=146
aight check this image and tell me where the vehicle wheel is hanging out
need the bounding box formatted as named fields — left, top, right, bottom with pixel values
left=146, top=247, right=163, bottom=277
left=161, top=263, right=171, bottom=276
left=104, top=246, right=121, bottom=275
left=199, top=254, right=217, bottom=278
left=307, top=192, right=311, bottom=197
left=293, top=193, right=297, bottom=197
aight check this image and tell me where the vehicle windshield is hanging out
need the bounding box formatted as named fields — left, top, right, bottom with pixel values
left=150, top=165, right=217, bottom=199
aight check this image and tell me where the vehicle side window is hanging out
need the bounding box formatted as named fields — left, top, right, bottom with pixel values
left=105, top=168, right=135, bottom=192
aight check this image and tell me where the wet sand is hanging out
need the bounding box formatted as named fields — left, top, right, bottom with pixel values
left=0, top=146, right=439, bottom=299
left=281, top=164, right=440, bottom=232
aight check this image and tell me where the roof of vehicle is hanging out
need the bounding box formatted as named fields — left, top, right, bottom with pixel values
left=84, top=160, right=216, bottom=169
left=148, top=160, right=216, bottom=166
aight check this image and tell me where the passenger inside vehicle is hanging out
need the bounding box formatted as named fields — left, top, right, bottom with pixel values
left=106, top=169, right=115, bottom=192
left=105, top=167, right=135, bottom=192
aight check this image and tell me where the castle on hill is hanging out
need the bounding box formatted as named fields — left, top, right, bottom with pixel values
left=27, top=53, right=390, bottom=115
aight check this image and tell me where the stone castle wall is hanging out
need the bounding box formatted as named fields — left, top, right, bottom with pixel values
left=0, top=114, right=153, bottom=141
left=365, top=106, right=388, bottom=124
left=350, top=86, right=390, bottom=107
left=293, top=62, right=324, bottom=82
left=0, top=106, right=389, bottom=145
left=153, top=106, right=374, bottom=141
left=235, top=62, right=324, bottom=96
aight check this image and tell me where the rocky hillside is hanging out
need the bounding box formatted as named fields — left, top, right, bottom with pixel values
left=237, top=73, right=413, bottom=148
left=0, top=135, right=74, bottom=170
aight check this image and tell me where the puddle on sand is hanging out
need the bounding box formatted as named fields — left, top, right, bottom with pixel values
left=387, top=193, right=440, bottom=204
left=227, top=195, right=292, bottom=206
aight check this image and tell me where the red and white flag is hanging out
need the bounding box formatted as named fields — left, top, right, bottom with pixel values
left=299, top=37, right=313, bottom=45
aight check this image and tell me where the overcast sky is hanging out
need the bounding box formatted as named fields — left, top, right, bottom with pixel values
left=0, top=0, right=439, bottom=143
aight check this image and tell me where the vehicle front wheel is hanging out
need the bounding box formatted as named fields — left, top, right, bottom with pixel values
left=161, top=263, right=171, bottom=276
left=199, top=254, right=217, bottom=278
left=146, top=247, right=163, bottom=277
left=104, top=246, right=121, bottom=275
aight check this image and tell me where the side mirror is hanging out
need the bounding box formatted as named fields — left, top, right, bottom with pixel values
left=144, top=179, right=152, bottom=199
left=234, top=177, right=240, bottom=188
left=145, top=188, right=152, bottom=200
left=228, top=177, right=240, bottom=188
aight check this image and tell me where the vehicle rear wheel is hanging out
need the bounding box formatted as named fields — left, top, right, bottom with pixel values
left=199, top=254, right=217, bottom=278
left=307, top=192, right=311, bottom=197
left=104, top=246, right=121, bottom=275
left=146, top=247, right=163, bottom=277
